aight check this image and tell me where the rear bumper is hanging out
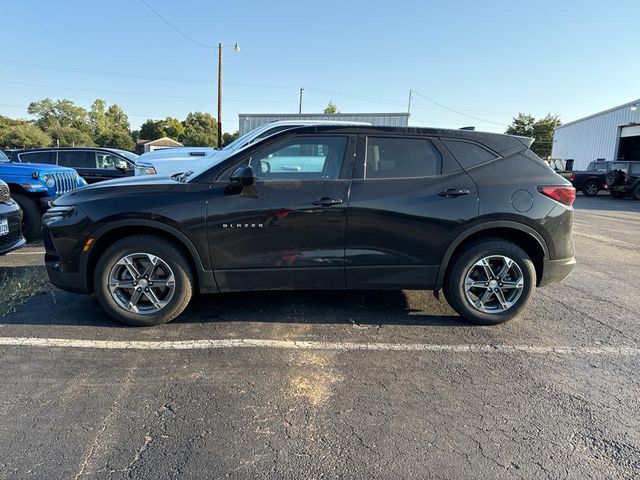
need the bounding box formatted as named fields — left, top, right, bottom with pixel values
left=539, top=256, right=576, bottom=287
left=0, top=202, right=25, bottom=255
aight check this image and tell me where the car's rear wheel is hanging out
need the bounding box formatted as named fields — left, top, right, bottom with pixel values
left=11, top=193, right=42, bottom=242
left=443, top=239, right=536, bottom=325
left=94, top=235, right=193, bottom=326
left=582, top=180, right=599, bottom=196
left=633, top=185, right=640, bottom=201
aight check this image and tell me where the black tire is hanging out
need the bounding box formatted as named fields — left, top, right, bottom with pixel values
left=582, top=180, right=599, bottom=196
left=94, top=235, right=193, bottom=326
left=606, top=170, right=621, bottom=187
left=11, top=192, right=42, bottom=242
left=610, top=190, right=625, bottom=199
left=633, top=185, right=640, bottom=201
left=443, top=238, right=536, bottom=325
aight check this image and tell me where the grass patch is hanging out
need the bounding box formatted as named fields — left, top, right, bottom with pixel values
left=0, top=267, right=48, bottom=317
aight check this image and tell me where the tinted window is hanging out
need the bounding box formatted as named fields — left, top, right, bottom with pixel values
left=611, top=162, right=629, bottom=173
left=250, top=136, right=347, bottom=181
left=442, top=139, right=497, bottom=168
left=18, top=151, right=56, bottom=164
left=365, top=137, right=441, bottom=179
left=58, top=151, right=96, bottom=168
left=629, top=163, right=640, bottom=175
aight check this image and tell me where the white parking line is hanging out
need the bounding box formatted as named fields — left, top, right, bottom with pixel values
left=7, top=250, right=46, bottom=255
left=0, top=336, right=637, bottom=355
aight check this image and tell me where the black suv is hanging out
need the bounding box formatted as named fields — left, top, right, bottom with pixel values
left=10, top=148, right=142, bottom=183
left=606, top=161, right=640, bottom=199
left=42, top=126, right=576, bottom=326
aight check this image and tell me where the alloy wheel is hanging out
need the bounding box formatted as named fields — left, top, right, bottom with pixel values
left=108, top=253, right=176, bottom=315
left=463, top=255, right=524, bottom=313
left=585, top=182, right=598, bottom=195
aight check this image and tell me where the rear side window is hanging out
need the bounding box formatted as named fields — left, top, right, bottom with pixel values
left=58, top=151, right=97, bottom=168
left=629, top=163, right=640, bottom=175
left=442, top=139, right=497, bottom=168
left=18, top=151, right=56, bottom=164
left=365, top=137, right=441, bottom=178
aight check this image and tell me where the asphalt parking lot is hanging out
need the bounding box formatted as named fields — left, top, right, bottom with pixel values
left=1, top=194, right=639, bottom=479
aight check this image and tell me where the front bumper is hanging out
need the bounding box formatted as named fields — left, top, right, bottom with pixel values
left=539, top=256, right=576, bottom=287
left=43, top=223, right=91, bottom=294
left=0, top=202, right=25, bottom=255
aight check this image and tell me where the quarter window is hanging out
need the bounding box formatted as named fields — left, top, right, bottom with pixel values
left=365, top=137, right=441, bottom=179
left=249, top=136, right=348, bottom=180
left=58, top=151, right=96, bottom=168
left=18, top=151, right=56, bottom=164
left=442, top=139, right=497, bottom=168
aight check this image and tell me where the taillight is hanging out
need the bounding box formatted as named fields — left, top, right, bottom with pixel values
left=538, top=185, right=576, bottom=206
left=569, top=173, right=576, bottom=181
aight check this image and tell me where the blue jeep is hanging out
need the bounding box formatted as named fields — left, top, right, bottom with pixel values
left=0, top=150, right=85, bottom=241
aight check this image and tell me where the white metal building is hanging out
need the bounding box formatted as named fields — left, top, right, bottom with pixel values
left=552, top=99, right=640, bottom=170
left=238, top=113, right=410, bottom=136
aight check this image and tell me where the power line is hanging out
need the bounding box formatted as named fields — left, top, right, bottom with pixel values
left=411, top=90, right=508, bottom=127
left=138, top=0, right=215, bottom=49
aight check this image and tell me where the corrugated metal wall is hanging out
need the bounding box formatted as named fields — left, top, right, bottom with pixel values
left=551, top=101, right=640, bottom=170
left=238, top=113, right=410, bottom=135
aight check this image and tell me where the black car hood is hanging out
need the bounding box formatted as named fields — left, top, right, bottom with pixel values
left=53, top=175, right=181, bottom=206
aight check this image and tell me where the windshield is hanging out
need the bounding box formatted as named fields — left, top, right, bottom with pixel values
left=0, top=151, right=9, bottom=162
left=110, top=149, right=139, bottom=162
left=222, top=129, right=260, bottom=151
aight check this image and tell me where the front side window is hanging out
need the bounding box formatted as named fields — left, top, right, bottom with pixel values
left=365, top=137, right=441, bottom=179
left=18, top=151, right=56, bottom=164
left=249, top=136, right=347, bottom=181
left=58, top=151, right=96, bottom=168
left=96, top=152, right=128, bottom=169
left=629, top=163, right=640, bottom=175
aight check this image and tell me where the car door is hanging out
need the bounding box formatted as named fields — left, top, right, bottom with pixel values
left=94, top=151, right=134, bottom=182
left=345, top=134, right=479, bottom=289
left=206, top=133, right=356, bottom=292
left=57, top=150, right=97, bottom=182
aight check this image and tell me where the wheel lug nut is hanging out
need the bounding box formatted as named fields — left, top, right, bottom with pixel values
left=133, top=282, right=137, bottom=286
left=137, top=287, right=142, bottom=292
left=145, top=288, right=149, bottom=292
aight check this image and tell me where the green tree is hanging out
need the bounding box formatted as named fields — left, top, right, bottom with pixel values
left=95, top=130, right=135, bottom=151
left=180, top=111, right=217, bottom=146
left=28, top=98, right=90, bottom=133
left=88, top=99, right=109, bottom=136
left=222, top=131, right=239, bottom=147
left=163, top=117, right=185, bottom=139
left=2, top=123, right=51, bottom=148
left=106, top=104, right=130, bottom=132
left=48, top=125, right=95, bottom=147
left=324, top=101, right=338, bottom=114
left=139, top=119, right=166, bottom=140
left=506, top=113, right=561, bottom=158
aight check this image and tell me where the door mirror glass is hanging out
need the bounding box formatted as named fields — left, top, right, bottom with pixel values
left=230, top=165, right=255, bottom=187
left=115, top=160, right=129, bottom=171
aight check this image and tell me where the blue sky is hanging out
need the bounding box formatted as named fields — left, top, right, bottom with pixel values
left=1, top=0, right=639, bottom=133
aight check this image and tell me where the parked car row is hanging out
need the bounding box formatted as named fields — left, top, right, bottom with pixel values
left=558, top=159, right=640, bottom=199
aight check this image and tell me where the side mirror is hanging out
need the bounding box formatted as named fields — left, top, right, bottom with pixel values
left=115, top=160, right=129, bottom=172
left=230, top=165, right=255, bottom=187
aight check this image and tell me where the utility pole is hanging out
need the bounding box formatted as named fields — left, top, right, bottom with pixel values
left=217, top=42, right=223, bottom=148
left=298, top=87, right=304, bottom=114
left=407, top=89, right=413, bottom=116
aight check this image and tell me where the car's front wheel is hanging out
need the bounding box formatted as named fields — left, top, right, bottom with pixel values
left=443, top=239, right=536, bottom=325
left=94, top=235, right=193, bottom=326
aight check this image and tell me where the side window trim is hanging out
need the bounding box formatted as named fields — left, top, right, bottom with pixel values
left=217, top=134, right=356, bottom=182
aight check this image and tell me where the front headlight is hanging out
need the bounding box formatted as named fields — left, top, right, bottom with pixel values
left=42, top=205, right=76, bottom=226
left=42, top=173, right=55, bottom=188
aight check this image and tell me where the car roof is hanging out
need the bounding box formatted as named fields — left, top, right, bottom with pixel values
left=11, top=147, right=136, bottom=155
left=274, top=125, right=533, bottom=156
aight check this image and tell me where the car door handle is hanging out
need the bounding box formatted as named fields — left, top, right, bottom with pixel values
left=312, top=198, right=343, bottom=207
left=439, top=188, right=470, bottom=197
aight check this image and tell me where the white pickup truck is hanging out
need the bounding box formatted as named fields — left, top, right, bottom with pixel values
left=137, top=120, right=370, bottom=177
